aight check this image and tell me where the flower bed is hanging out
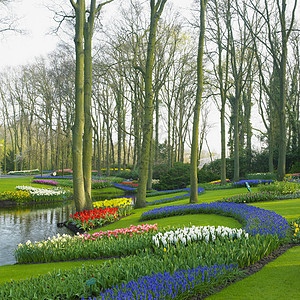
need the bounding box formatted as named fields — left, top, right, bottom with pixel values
left=147, top=187, right=205, bottom=206
left=112, top=182, right=137, bottom=192
left=140, top=202, right=289, bottom=238
left=152, top=226, right=248, bottom=248
left=120, top=182, right=138, bottom=187
left=7, top=169, right=39, bottom=175
left=68, top=207, right=119, bottom=231
left=93, top=197, right=133, bottom=217
left=15, top=186, right=71, bottom=202
left=14, top=224, right=158, bottom=264
left=6, top=222, right=281, bottom=299
left=32, top=179, right=59, bottom=186
left=290, top=217, right=300, bottom=243
left=209, top=179, right=230, bottom=184
left=34, top=175, right=73, bottom=180
left=0, top=190, right=31, bottom=202
left=91, top=180, right=112, bottom=189
left=232, top=179, right=274, bottom=188
left=97, top=264, right=238, bottom=300
left=220, top=191, right=278, bottom=203
left=146, top=187, right=189, bottom=197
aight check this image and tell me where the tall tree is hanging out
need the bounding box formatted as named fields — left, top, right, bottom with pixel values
left=70, top=0, right=113, bottom=212
left=135, top=0, right=167, bottom=208
left=190, top=0, right=208, bottom=203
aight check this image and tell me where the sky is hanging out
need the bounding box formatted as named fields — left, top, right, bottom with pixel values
left=0, top=0, right=269, bottom=160
left=0, top=0, right=194, bottom=68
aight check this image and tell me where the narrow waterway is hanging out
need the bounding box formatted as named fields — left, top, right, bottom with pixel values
left=0, top=202, right=75, bottom=266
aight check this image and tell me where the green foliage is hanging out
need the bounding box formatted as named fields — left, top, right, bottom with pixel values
left=202, top=157, right=248, bottom=180
left=152, top=163, right=169, bottom=179
left=115, top=170, right=139, bottom=180
left=245, top=173, right=277, bottom=180
left=0, top=190, right=31, bottom=202
left=290, top=217, right=300, bottom=244
left=57, top=180, right=73, bottom=188
left=54, top=171, right=73, bottom=176
left=258, top=181, right=299, bottom=195
left=14, top=229, right=155, bottom=264
left=96, top=177, right=124, bottom=183
left=219, top=192, right=278, bottom=203
left=290, top=161, right=300, bottom=173
left=91, top=181, right=112, bottom=189
left=153, top=163, right=219, bottom=191
left=198, top=183, right=233, bottom=190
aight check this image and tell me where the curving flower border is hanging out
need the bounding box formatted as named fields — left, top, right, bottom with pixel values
left=140, top=202, right=289, bottom=238
left=147, top=187, right=205, bottom=206
left=95, top=264, right=238, bottom=300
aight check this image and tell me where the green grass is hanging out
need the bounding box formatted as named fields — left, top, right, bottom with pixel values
left=0, top=177, right=57, bottom=194
left=0, top=259, right=107, bottom=285
left=250, top=198, right=300, bottom=221
left=207, top=246, right=300, bottom=299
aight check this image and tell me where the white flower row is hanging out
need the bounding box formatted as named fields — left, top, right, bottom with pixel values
left=16, top=185, right=67, bottom=196
left=8, top=169, right=39, bottom=175
left=152, top=225, right=249, bottom=248
left=19, top=233, right=73, bottom=248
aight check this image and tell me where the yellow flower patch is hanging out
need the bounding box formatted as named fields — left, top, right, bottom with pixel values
left=93, top=197, right=132, bottom=209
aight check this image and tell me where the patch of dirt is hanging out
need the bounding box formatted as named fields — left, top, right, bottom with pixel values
left=190, top=243, right=300, bottom=299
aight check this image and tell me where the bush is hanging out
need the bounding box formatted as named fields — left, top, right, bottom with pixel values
left=202, top=157, right=248, bottom=180
left=153, top=163, right=219, bottom=191
left=115, top=170, right=139, bottom=180
left=153, top=163, right=190, bottom=191
left=91, top=180, right=112, bottom=189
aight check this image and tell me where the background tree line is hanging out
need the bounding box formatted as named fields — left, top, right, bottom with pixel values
left=0, top=0, right=299, bottom=208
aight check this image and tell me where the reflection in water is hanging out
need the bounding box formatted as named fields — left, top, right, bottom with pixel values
left=0, top=202, right=75, bottom=266
left=0, top=193, right=134, bottom=266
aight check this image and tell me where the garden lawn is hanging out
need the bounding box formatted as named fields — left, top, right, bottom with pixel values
left=0, top=259, right=107, bottom=285
left=250, top=198, right=300, bottom=221
left=0, top=177, right=54, bottom=193
left=207, top=246, right=300, bottom=299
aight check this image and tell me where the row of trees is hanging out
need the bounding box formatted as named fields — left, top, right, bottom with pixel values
left=0, top=0, right=299, bottom=211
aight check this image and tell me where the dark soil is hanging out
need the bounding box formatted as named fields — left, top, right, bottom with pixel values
left=189, top=243, right=300, bottom=299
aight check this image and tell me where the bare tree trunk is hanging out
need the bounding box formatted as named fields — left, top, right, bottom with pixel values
left=71, top=0, right=86, bottom=212
left=136, top=0, right=167, bottom=208
left=190, top=0, right=207, bottom=203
